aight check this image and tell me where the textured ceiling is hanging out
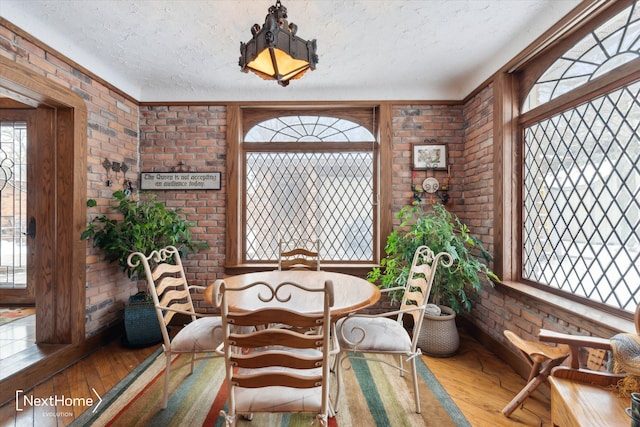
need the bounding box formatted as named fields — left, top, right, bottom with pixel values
left=0, top=0, right=582, bottom=102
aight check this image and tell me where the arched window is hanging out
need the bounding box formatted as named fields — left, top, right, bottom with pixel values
left=523, top=2, right=640, bottom=111
left=519, top=0, right=640, bottom=312
left=242, top=111, right=377, bottom=264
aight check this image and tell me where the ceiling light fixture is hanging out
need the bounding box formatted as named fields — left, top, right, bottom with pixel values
left=239, top=0, right=318, bottom=87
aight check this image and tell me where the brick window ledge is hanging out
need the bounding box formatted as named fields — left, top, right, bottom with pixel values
left=498, top=280, right=636, bottom=334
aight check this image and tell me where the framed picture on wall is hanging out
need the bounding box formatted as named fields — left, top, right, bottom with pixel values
left=412, top=143, right=448, bottom=170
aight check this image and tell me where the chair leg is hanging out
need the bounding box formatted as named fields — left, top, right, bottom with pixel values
left=411, top=358, right=421, bottom=414
left=502, top=373, right=547, bottom=417
left=398, top=354, right=405, bottom=377
left=162, top=352, right=172, bottom=409
left=334, top=352, right=345, bottom=408
left=502, top=357, right=565, bottom=417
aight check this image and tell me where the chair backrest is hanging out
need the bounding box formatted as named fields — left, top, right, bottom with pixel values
left=278, top=238, right=321, bottom=270
left=213, top=279, right=334, bottom=414
left=127, top=245, right=197, bottom=346
left=399, top=245, right=453, bottom=346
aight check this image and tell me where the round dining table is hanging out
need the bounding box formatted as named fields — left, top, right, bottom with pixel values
left=204, top=270, right=380, bottom=318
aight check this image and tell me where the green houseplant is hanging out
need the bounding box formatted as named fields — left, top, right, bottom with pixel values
left=81, top=189, right=208, bottom=278
left=368, top=203, right=498, bottom=314
left=368, top=203, right=499, bottom=356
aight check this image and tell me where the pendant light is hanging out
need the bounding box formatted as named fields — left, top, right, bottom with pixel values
left=239, top=1, right=318, bottom=87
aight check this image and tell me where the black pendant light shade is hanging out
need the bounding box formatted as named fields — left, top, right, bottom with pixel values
left=239, top=1, right=318, bottom=87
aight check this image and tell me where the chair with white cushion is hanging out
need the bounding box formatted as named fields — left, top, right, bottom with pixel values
left=213, top=278, right=336, bottom=426
left=335, top=245, right=452, bottom=413
left=127, top=245, right=223, bottom=409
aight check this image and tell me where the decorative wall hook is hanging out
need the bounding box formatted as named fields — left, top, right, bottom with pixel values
left=411, top=166, right=453, bottom=205
left=103, top=158, right=113, bottom=187
left=102, top=158, right=132, bottom=192
left=436, top=165, right=452, bottom=205
left=170, top=161, right=190, bottom=172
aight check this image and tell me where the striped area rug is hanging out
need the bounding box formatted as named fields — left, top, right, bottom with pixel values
left=73, top=349, right=470, bottom=427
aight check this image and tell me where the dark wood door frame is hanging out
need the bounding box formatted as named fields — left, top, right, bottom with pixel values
left=0, top=55, right=87, bottom=345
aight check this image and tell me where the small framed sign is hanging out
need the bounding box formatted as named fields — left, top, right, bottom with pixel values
left=140, top=172, right=221, bottom=190
left=412, top=143, right=448, bottom=170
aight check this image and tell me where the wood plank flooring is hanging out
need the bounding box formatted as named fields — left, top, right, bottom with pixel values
left=426, top=329, right=550, bottom=426
left=0, top=328, right=550, bottom=426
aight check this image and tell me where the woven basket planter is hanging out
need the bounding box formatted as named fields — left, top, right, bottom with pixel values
left=418, top=305, right=459, bottom=357
left=123, top=292, right=163, bottom=348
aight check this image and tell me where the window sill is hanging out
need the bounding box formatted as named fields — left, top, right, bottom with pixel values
left=498, top=280, right=635, bottom=334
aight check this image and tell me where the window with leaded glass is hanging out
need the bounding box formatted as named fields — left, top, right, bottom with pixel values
left=521, top=0, right=640, bottom=312
left=243, top=113, right=377, bottom=263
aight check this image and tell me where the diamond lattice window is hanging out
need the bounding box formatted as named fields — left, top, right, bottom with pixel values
left=521, top=1, right=640, bottom=312
left=244, top=115, right=376, bottom=262
left=523, top=81, right=640, bottom=312
left=523, top=1, right=640, bottom=112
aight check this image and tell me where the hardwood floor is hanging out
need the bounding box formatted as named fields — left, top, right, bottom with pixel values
left=0, top=327, right=550, bottom=426
left=427, top=329, right=551, bottom=426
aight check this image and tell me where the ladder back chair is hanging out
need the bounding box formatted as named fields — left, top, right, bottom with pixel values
left=213, top=278, right=337, bottom=426
left=335, top=245, right=452, bottom=413
left=278, top=238, right=321, bottom=270
left=127, top=245, right=223, bottom=409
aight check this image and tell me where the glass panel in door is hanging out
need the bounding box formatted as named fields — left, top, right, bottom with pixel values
left=0, top=120, right=27, bottom=292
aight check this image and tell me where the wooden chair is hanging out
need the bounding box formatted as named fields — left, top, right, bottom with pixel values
left=213, top=278, right=337, bottom=426
left=534, top=304, right=640, bottom=387
left=278, top=238, right=320, bottom=270
left=127, top=245, right=223, bottom=409
left=335, top=245, right=452, bottom=413
left=502, top=330, right=570, bottom=417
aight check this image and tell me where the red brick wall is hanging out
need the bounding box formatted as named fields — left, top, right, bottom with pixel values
left=390, top=104, right=465, bottom=219
left=138, top=105, right=227, bottom=311
left=461, top=85, right=502, bottom=341
left=0, top=23, right=140, bottom=336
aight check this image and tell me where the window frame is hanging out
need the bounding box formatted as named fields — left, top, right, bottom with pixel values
left=225, top=104, right=392, bottom=274
left=497, top=0, right=640, bottom=317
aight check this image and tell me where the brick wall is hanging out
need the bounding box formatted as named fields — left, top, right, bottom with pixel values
left=460, top=85, right=503, bottom=342
left=139, top=105, right=227, bottom=312
left=0, top=23, right=140, bottom=336
left=390, top=104, right=465, bottom=218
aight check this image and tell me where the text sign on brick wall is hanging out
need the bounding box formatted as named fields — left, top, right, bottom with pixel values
left=140, top=172, right=221, bottom=190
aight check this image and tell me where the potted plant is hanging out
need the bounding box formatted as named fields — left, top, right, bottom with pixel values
left=81, top=189, right=208, bottom=278
left=367, top=203, right=498, bottom=356
left=81, top=189, right=208, bottom=346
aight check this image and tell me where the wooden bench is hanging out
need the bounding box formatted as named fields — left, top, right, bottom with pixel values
left=549, top=376, right=628, bottom=427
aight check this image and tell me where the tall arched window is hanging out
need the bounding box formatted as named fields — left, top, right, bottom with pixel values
left=242, top=110, right=378, bottom=264
left=519, top=0, right=640, bottom=312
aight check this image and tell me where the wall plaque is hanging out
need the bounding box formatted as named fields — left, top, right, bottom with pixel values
left=140, top=172, right=221, bottom=190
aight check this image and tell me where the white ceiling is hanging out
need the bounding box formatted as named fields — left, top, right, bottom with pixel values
left=0, top=0, right=582, bottom=103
